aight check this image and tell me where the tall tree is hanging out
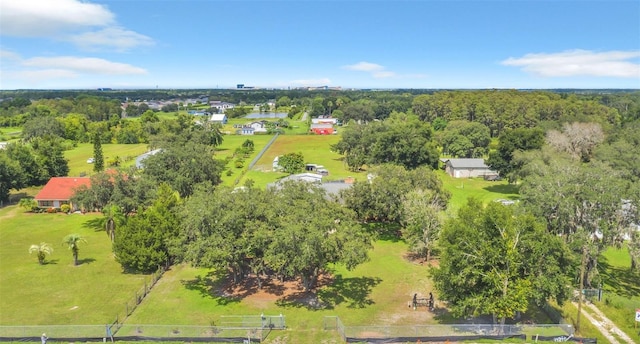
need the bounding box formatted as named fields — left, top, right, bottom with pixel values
left=519, top=153, right=635, bottom=331
left=114, top=183, right=181, bottom=272
left=401, top=189, right=443, bottom=261
left=342, top=164, right=450, bottom=224
left=93, top=131, right=104, bottom=172
left=486, top=127, right=544, bottom=182
left=432, top=199, right=570, bottom=325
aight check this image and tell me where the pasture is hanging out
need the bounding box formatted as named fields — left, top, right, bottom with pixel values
left=64, top=143, right=149, bottom=177
left=0, top=206, right=148, bottom=325
left=1, top=133, right=635, bottom=343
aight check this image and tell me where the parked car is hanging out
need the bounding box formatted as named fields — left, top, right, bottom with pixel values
left=87, top=158, right=95, bottom=164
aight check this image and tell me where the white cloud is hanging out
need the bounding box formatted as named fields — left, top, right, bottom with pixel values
left=0, top=0, right=114, bottom=36
left=0, top=49, right=21, bottom=61
left=343, top=62, right=385, bottom=72
left=290, top=78, right=331, bottom=86
left=343, top=61, right=397, bottom=79
left=22, top=56, right=147, bottom=75
left=68, top=27, right=155, bottom=52
left=502, top=50, right=640, bottom=78
left=0, top=0, right=154, bottom=51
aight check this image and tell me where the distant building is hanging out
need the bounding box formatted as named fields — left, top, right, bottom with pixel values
left=310, top=123, right=334, bottom=135
left=210, top=114, right=228, bottom=124
left=443, top=158, right=497, bottom=178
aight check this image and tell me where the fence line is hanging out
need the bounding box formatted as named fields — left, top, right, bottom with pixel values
left=322, top=316, right=577, bottom=343
left=109, top=265, right=167, bottom=335
left=234, top=133, right=279, bottom=185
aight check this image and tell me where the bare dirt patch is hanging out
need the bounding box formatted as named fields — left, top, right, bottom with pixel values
left=217, top=274, right=335, bottom=308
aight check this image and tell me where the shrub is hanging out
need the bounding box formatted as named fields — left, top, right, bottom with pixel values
left=234, top=160, right=244, bottom=169
left=60, top=204, right=71, bottom=213
left=46, top=207, right=57, bottom=213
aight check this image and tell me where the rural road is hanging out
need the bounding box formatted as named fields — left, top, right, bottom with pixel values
left=572, top=301, right=635, bottom=344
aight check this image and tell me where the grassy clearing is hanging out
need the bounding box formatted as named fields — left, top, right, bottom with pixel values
left=64, top=143, right=149, bottom=177
left=595, top=246, right=640, bottom=342
left=215, top=134, right=276, bottom=187
left=0, top=208, right=148, bottom=325
left=123, top=239, right=437, bottom=343
left=0, top=126, right=22, bottom=141
left=240, top=134, right=365, bottom=187
left=437, top=170, right=519, bottom=212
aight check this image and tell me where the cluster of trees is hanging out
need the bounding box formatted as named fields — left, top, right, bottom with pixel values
left=28, top=234, right=87, bottom=266
left=0, top=137, right=69, bottom=201
left=332, top=112, right=440, bottom=171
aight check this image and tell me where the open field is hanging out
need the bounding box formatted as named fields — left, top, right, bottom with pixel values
left=64, top=143, right=149, bottom=177
left=0, top=126, right=22, bottom=141
left=120, top=239, right=442, bottom=343
left=0, top=207, right=148, bottom=325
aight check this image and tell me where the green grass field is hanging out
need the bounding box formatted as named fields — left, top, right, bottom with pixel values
left=64, top=143, right=149, bottom=177
left=0, top=206, right=148, bottom=325
left=121, top=239, right=439, bottom=342
left=2, top=133, right=636, bottom=343
left=594, top=246, right=640, bottom=343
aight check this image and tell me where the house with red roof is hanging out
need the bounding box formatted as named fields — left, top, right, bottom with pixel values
left=34, top=177, right=91, bottom=209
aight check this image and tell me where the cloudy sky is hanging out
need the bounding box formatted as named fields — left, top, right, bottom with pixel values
left=1, top=0, right=639, bottom=89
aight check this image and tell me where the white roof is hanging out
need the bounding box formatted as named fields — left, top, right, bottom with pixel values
left=210, top=114, right=227, bottom=121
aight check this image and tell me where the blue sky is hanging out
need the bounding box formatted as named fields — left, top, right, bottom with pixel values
left=1, top=0, right=639, bottom=89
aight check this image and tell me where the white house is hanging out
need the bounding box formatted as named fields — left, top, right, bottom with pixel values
left=210, top=114, right=228, bottom=124
left=443, top=158, right=497, bottom=178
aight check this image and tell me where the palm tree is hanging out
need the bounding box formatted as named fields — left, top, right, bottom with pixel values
left=102, top=204, right=124, bottom=242
left=62, top=234, right=86, bottom=266
left=29, top=242, right=53, bottom=264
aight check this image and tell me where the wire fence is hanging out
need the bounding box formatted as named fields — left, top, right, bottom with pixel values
left=109, top=266, right=167, bottom=335
left=0, top=315, right=286, bottom=343
left=323, top=316, right=578, bottom=343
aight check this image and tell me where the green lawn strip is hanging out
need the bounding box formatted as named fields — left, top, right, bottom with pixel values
left=437, top=170, right=519, bottom=212
left=0, top=208, right=149, bottom=325
left=64, top=143, right=149, bottom=177
left=240, top=134, right=365, bottom=187
left=216, top=134, right=276, bottom=186
left=596, top=245, right=640, bottom=343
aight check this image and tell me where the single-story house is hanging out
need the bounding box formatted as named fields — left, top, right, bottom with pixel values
left=239, top=127, right=255, bottom=135
left=267, top=173, right=354, bottom=197
left=443, top=158, right=498, bottom=178
left=310, top=123, right=334, bottom=135
left=210, top=114, right=228, bottom=124
left=311, top=118, right=338, bottom=125
left=209, top=101, right=235, bottom=111
left=135, top=149, right=163, bottom=169
left=35, top=177, right=91, bottom=209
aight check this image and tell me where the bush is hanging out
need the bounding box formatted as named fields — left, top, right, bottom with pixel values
left=46, top=207, right=57, bottom=213
left=226, top=169, right=233, bottom=176
left=234, top=160, right=244, bottom=169
left=60, top=204, right=71, bottom=213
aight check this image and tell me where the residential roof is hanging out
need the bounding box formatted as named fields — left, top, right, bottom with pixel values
left=35, top=177, right=91, bottom=201
left=310, top=123, right=333, bottom=129
left=135, top=149, right=163, bottom=168
left=444, top=158, right=490, bottom=169
left=210, top=114, right=227, bottom=121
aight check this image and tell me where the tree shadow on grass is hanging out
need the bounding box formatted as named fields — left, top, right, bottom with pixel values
left=276, top=274, right=381, bottom=311
left=363, top=222, right=402, bottom=242
left=181, top=270, right=241, bottom=306
left=483, top=184, right=520, bottom=199
left=598, top=258, right=640, bottom=298
left=82, top=217, right=104, bottom=232
left=43, top=259, right=59, bottom=265
left=77, top=258, right=96, bottom=265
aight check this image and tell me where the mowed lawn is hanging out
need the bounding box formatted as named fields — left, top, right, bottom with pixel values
left=0, top=206, right=149, bottom=325
left=64, top=143, right=149, bottom=177
left=123, top=239, right=437, bottom=343
left=240, top=133, right=366, bottom=187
